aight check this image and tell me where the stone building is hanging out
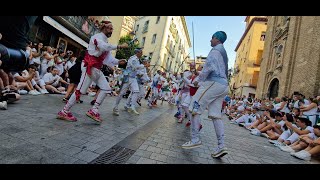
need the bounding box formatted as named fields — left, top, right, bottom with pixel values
left=256, top=16, right=320, bottom=99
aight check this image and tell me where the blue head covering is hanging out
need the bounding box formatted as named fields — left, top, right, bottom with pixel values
left=212, top=31, right=227, bottom=44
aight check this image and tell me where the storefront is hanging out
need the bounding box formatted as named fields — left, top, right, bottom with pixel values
left=27, top=16, right=100, bottom=57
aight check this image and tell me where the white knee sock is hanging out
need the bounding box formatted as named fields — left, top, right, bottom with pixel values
left=63, top=92, right=76, bottom=112
left=191, top=114, right=201, bottom=143
left=212, top=118, right=225, bottom=149
left=92, top=90, right=107, bottom=113
left=130, top=92, right=139, bottom=109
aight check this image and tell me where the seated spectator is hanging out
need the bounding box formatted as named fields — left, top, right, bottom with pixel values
left=11, top=67, right=40, bottom=95
left=281, top=123, right=320, bottom=153
left=267, top=113, right=294, bottom=141
left=300, top=97, right=318, bottom=126
left=22, top=65, right=47, bottom=94
left=278, top=117, right=314, bottom=147
left=31, top=63, right=49, bottom=94
left=43, top=67, right=68, bottom=94
left=291, top=123, right=320, bottom=161
left=251, top=111, right=284, bottom=137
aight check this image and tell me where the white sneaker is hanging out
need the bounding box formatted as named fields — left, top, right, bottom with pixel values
left=128, top=107, right=139, bottom=115
left=251, top=129, right=261, bottom=136
left=181, top=140, right=202, bottom=149
left=113, top=108, right=119, bottom=116
left=0, top=101, right=8, bottom=110
left=60, top=91, right=67, bottom=95
left=261, top=133, right=269, bottom=139
left=292, top=150, right=311, bottom=161
left=35, top=90, right=41, bottom=95
left=29, top=90, right=39, bottom=96
left=280, top=146, right=295, bottom=153
left=18, top=90, right=28, bottom=95
left=274, top=142, right=286, bottom=148
left=40, top=89, right=49, bottom=94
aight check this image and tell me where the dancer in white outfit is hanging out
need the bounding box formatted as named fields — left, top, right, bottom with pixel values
left=57, top=21, right=128, bottom=123
left=182, top=31, right=229, bottom=158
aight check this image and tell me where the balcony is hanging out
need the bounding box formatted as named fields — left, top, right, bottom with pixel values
left=51, top=16, right=100, bottom=42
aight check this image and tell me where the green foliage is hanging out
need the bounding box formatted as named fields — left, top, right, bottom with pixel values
left=115, top=35, right=140, bottom=60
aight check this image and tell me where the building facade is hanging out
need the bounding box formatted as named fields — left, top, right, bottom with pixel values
left=230, top=16, right=267, bottom=98
left=133, top=16, right=191, bottom=73
left=256, top=16, right=320, bottom=99
left=27, top=16, right=105, bottom=57
left=107, top=16, right=138, bottom=56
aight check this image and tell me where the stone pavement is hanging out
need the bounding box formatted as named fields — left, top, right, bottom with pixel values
left=0, top=94, right=318, bottom=164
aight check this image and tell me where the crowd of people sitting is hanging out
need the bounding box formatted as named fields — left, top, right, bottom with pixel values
left=224, top=93, right=320, bottom=161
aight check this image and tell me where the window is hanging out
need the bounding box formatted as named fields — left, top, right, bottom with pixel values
left=143, top=21, right=149, bottom=33
left=135, top=24, right=139, bottom=32
left=156, top=16, right=160, bottom=24
left=149, top=52, right=153, bottom=59
left=151, top=34, right=157, bottom=44
left=163, top=53, right=167, bottom=64
left=166, top=35, right=170, bottom=49
left=141, top=37, right=146, bottom=47
left=260, top=32, right=266, bottom=41
left=170, top=40, right=173, bottom=51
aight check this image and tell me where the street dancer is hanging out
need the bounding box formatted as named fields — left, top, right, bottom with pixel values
left=57, top=21, right=128, bottom=123
left=122, top=48, right=143, bottom=115
left=182, top=31, right=229, bottom=158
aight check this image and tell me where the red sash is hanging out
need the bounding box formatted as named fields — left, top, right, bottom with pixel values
left=189, top=75, right=198, bottom=96
left=83, top=51, right=107, bottom=75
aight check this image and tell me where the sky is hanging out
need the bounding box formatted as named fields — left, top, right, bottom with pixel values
left=185, top=16, right=246, bottom=69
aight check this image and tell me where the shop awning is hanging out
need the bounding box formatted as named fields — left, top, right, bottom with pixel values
left=43, top=16, right=88, bottom=48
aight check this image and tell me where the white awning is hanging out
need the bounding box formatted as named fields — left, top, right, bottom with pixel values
left=43, top=16, right=88, bottom=48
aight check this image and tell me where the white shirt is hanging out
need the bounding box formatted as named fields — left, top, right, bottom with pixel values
left=43, top=73, right=61, bottom=84
left=126, top=55, right=141, bottom=78
left=249, top=113, right=260, bottom=122
left=65, top=60, right=76, bottom=71
left=294, top=99, right=310, bottom=108
left=237, top=105, right=245, bottom=112
left=87, top=32, right=117, bottom=57
left=273, top=102, right=282, bottom=111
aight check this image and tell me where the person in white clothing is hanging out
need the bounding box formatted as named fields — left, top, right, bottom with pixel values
left=182, top=31, right=229, bottom=158
left=148, top=70, right=162, bottom=107
left=11, top=68, right=40, bottom=96
left=57, top=21, right=128, bottom=123
left=123, top=48, right=143, bottom=115
left=300, top=97, right=319, bottom=126
left=43, top=67, right=68, bottom=94
left=113, top=48, right=144, bottom=115
left=40, top=46, right=58, bottom=78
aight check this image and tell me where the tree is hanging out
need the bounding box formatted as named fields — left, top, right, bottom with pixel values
left=115, top=35, right=140, bottom=60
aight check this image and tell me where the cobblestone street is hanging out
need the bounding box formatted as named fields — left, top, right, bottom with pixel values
left=0, top=94, right=318, bottom=164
